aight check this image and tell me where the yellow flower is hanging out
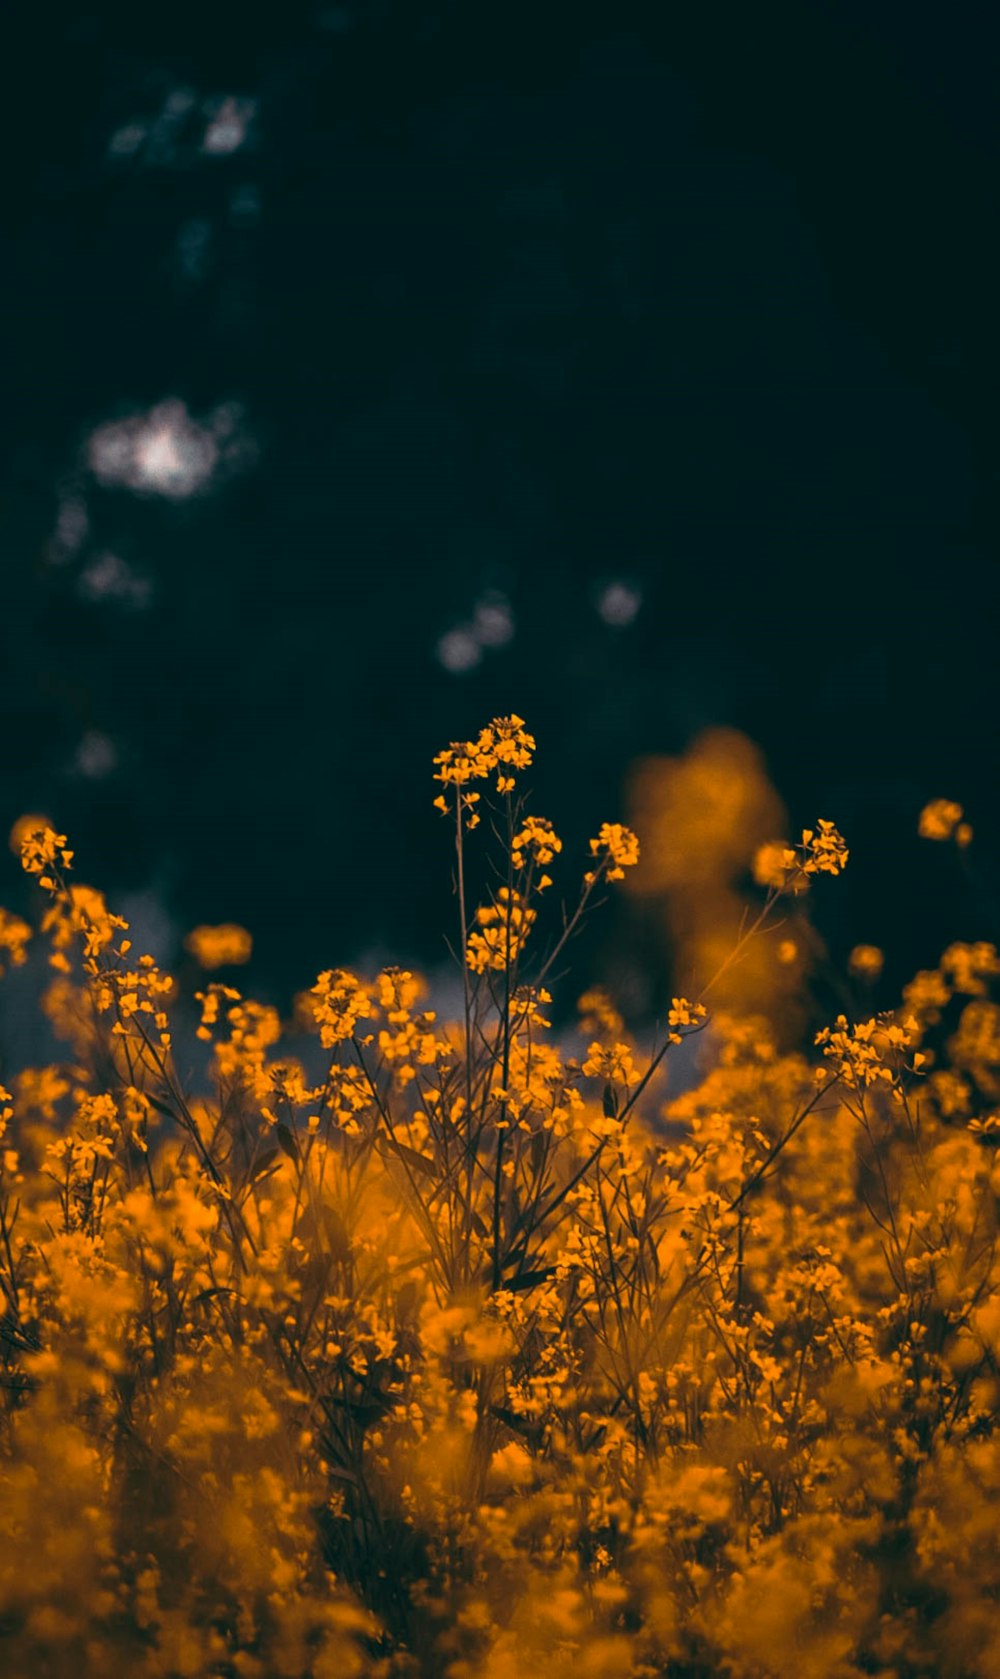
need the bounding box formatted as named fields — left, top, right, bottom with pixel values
left=666, top=995, right=708, bottom=1043
left=433, top=714, right=535, bottom=803
left=577, top=987, right=624, bottom=1037
left=919, top=798, right=964, bottom=841
left=753, top=820, right=848, bottom=889
left=0, top=908, right=32, bottom=977
left=815, top=1011, right=917, bottom=1089
left=487, top=713, right=535, bottom=779
left=668, top=996, right=707, bottom=1029
left=800, top=818, right=849, bottom=876
left=940, top=941, right=1000, bottom=996
left=511, top=815, right=562, bottom=874
left=585, top=821, right=640, bottom=883
left=582, top=1041, right=636, bottom=1083
left=753, top=840, right=802, bottom=891
left=308, top=967, right=371, bottom=1047
left=8, top=812, right=54, bottom=855
left=849, top=944, right=884, bottom=981
left=41, top=884, right=129, bottom=968
left=185, top=923, right=253, bottom=968
left=18, top=823, right=74, bottom=887
left=466, top=889, right=536, bottom=973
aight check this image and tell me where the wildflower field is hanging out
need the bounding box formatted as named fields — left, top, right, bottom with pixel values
left=0, top=717, right=997, bottom=1678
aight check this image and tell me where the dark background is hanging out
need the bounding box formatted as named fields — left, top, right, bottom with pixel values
left=2, top=0, right=997, bottom=1009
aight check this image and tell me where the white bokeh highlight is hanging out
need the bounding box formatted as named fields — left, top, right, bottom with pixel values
left=201, top=97, right=257, bottom=157
left=435, top=591, right=516, bottom=674
left=86, top=399, right=253, bottom=499
left=78, top=553, right=152, bottom=610
left=595, top=579, right=643, bottom=627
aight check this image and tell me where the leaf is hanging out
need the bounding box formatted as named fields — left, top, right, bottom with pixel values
left=396, top=1279, right=420, bottom=1322
left=146, top=1093, right=178, bottom=1121
left=324, top=1462, right=361, bottom=1487
left=381, top=1137, right=436, bottom=1180
left=322, top=1205, right=351, bottom=1262
left=249, top=1146, right=280, bottom=1182
left=489, top=1404, right=542, bottom=1442
left=529, top=1129, right=548, bottom=1179
left=276, top=1122, right=300, bottom=1163
left=325, top=1394, right=391, bottom=1429
left=505, top=1267, right=555, bottom=1292
left=296, top=1253, right=332, bottom=1295
left=191, top=1286, right=236, bottom=1308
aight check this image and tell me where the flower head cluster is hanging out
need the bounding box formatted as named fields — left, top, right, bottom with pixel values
left=466, top=888, right=536, bottom=974
left=582, top=1041, right=637, bottom=1084
left=752, top=841, right=805, bottom=892
left=815, top=1012, right=921, bottom=1091
left=213, top=997, right=282, bottom=1089
left=577, top=987, right=624, bottom=1038
left=849, top=943, right=884, bottom=981
left=754, top=819, right=849, bottom=890
left=940, top=941, right=1000, bottom=996
left=0, top=1083, right=15, bottom=1178
left=585, top=821, right=640, bottom=884
left=667, top=995, right=709, bottom=1044
left=185, top=923, right=253, bottom=968
left=433, top=714, right=536, bottom=815
left=375, top=968, right=448, bottom=1083
left=919, top=797, right=972, bottom=845
left=18, top=824, right=74, bottom=886
left=92, top=952, right=175, bottom=1051
left=0, top=907, right=31, bottom=978
left=489, top=713, right=536, bottom=791
left=510, top=815, right=561, bottom=881
left=510, top=984, right=552, bottom=1027
left=309, top=967, right=372, bottom=1047
left=800, top=818, right=849, bottom=875
left=41, top=884, right=130, bottom=971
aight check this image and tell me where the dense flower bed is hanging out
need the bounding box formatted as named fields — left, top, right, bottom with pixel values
left=0, top=719, right=996, bottom=1677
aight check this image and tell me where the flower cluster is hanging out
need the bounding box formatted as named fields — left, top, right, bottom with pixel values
left=309, top=967, right=372, bottom=1047
left=466, top=887, right=536, bottom=974
left=184, top=922, right=253, bottom=968
left=666, top=994, right=708, bottom=1043
left=800, top=817, right=849, bottom=875
left=0, top=906, right=31, bottom=977
left=753, top=818, right=849, bottom=890
left=0, top=721, right=996, bottom=1679
left=433, top=713, right=536, bottom=815
left=849, top=942, right=884, bottom=980
left=18, top=823, right=74, bottom=884
left=814, top=1011, right=922, bottom=1092
left=511, top=815, right=562, bottom=882
left=585, top=821, right=640, bottom=884
left=919, top=796, right=972, bottom=845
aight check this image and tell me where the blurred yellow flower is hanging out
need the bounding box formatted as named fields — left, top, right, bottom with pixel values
left=919, top=798, right=965, bottom=841
left=185, top=922, right=253, bottom=968
left=849, top=943, right=884, bottom=981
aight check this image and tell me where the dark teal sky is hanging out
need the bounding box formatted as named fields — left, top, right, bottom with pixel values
left=1, top=0, right=996, bottom=1001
